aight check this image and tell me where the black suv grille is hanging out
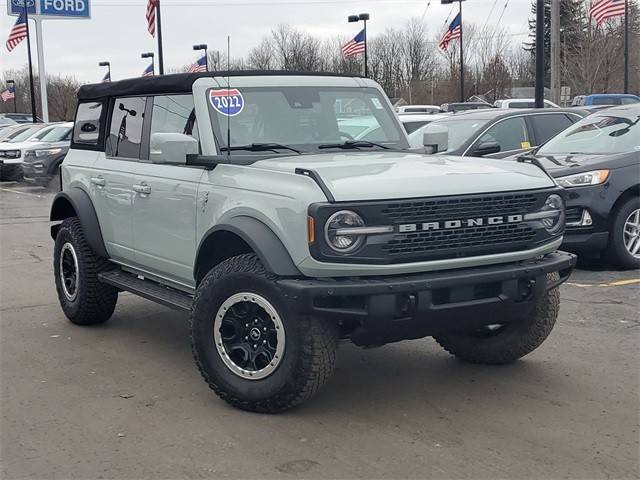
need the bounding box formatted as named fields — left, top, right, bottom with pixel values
left=381, top=193, right=538, bottom=223
left=383, top=223, right=536, bottom=257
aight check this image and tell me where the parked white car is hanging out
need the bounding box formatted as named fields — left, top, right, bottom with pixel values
left=494, top=99, right=559, bottom=109
left=396, top=104, right=441, bottom=114
left=397, top=113, right=451, bottom=134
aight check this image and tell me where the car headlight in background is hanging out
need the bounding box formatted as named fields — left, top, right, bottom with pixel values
left=33, top=148, right=62, bottom=158
left=1, top=150, right=21, bottom=159
left=524, top=194, right=565, bottom=235
left=556, top=169, right=609, bottom=188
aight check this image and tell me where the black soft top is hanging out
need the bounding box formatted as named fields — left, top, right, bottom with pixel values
left=77, top=70, right=360, bottom=101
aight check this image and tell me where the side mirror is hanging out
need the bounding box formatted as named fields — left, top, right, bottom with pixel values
left=471, top=141, right=501, bottom=157
left=423, top=128, right=448, bottom=154
left=149, top=132, right=199, bottom=165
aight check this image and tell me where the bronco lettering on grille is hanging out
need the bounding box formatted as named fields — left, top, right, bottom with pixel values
left=398, top=215, right=524, bottom=233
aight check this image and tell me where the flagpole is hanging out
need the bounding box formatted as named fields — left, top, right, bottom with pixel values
left=156, top=0, right=165, bottom=75
left=363, top=19, right=368, bottom=77
left=624, top=0, right=629, bottom=93
left=23, top=4, right=38, bottom=123
left=458, top=0, right=464, bottom=102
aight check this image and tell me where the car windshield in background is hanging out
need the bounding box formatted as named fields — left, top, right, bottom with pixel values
left=421, top=118, right=486, bottom=152
left=207, top=86, right=407, bottom=153
left=39, top=126, right=71, bottom=143
left=538, top=114, right=640, bottom=155
left=7, top=126, right=43, bottom=143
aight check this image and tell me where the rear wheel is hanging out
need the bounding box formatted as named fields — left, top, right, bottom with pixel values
left=434, top=273, right=560, bottom=364
left=53, top=217, right=118, bottom=325
left=191, top=254, right=339, bottom=413
left=607, top=197, right=640, bottom=269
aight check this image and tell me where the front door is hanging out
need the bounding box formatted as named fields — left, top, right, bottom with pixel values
left=131, top=94, right=203, bottom=288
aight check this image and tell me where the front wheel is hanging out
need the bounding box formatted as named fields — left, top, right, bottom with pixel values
left=434, top=273, right=560, bottom=365
left=191, top=254, right=339, bottom=413
left=607, top=197, right=640, bottom=269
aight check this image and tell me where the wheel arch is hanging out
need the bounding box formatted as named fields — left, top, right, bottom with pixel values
left=609, top=184, right=640, bottom=227
left=194, top=217, right=301, bottom=285
left=50, top=188, right=108, bottom=258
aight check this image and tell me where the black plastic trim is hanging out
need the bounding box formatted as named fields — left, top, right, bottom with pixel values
left=195, top=217, right=301, bottom=279
left=49, top=188, right=108, bottom=258
left=295, top=168, right=335, bottom=202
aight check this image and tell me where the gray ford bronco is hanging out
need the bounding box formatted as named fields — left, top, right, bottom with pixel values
left=50, top=72, right=576, bottom=413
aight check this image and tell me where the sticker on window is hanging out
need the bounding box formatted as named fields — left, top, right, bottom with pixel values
left=371, top=98, right=384, bottom=109
left=209, top=88, right=244, bottom=116
left=521, top=141, right=532, bottom=149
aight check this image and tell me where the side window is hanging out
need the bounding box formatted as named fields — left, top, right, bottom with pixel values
left=621, top=97, right=639, bottom=105
left=73, top=102, right=103, bottom=145
left=107, top=96, right=147, bottom=159
left=530, top=114, right=575, bottom=145
left=149, top=95, right=199, bottom=149
left=477, top=117, right=529, bottom=152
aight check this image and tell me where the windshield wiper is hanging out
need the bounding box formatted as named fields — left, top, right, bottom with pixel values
left=317, top=140, right=390, bottom=150
left=220, top=143, right=302, bottom=154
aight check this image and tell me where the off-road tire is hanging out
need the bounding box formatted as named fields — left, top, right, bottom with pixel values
left=53, top=217, right=118, bottom=325
left=606, top=196, right=640, bottom=269
left=434, top=273, right=560, bottom=364
left=191, top=254, right=339, bottom=413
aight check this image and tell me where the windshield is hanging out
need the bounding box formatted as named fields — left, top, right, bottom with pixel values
left=7, top=126, right=43, bottom=143
left=207, top=86, right=407, bottom=153
left=538, top=113, right=640, bottom=155
left=420, top=118, right=486, bottom=152
left=38, top=125, right=72, bottom=143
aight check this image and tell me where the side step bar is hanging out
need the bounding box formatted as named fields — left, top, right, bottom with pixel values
left=98, top=270, right=193, bottom=313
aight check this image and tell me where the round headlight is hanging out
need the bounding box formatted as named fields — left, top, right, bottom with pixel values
left=540, top=194, right=565, bottom=234
left=324, top=210, right=365, bottom=253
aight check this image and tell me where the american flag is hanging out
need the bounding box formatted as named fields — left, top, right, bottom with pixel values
left=1, top=86, right=15, bottom=102
left=102, top=71, right=111, bottom=83
left=142, top=63, right=154, bottom=77
left=439, top=12, right=462, bottom=51
left=146, top=0, right=158, bottom=37
left=341, top=29, right=365, bottom=57
left=188, top=55, right=207, bottom=73
left=6, top=11, right=28, bottom=52
left=590, top=0, right=626, bottom=25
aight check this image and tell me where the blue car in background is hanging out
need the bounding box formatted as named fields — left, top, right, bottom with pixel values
left=572, top=94, right=640, bottom=106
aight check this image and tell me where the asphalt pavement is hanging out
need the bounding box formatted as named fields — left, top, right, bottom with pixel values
left=1, top=182, right=638, bottom=479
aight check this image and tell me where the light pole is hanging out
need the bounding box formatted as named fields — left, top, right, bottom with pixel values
left=348, top=13, right=369, bottom=77
left=534, top=0, right=545, bottom=108
left=98, top=61, right=111, bottom=82
left=193, top=44, right=209, bottom=71
left=6, top=80, right=17, bottom=114
left=141, top=52, right=155, bottom=75
left=442, top=0, right=466, bottom=102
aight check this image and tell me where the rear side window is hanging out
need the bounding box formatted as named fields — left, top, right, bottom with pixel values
left=592, top=97, right=621, bottom=105
left=403, top=121, right=428, bottom=134
left=530, top=114, right=575, bottom=145
left=73, top=102, right=103, bottom=145
left=106, top=97, right=147, bottom=159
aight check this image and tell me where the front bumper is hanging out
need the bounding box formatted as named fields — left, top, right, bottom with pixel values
left=278, top=251, right=576, bottom=346
left=562, top=184, right=615, bottom=252
left=0, top=160, right=22, bottom=179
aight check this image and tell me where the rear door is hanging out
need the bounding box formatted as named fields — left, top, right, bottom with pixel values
left=131, top=94, right=203, bottom=287
left=90, top=96, right=146, bottom=265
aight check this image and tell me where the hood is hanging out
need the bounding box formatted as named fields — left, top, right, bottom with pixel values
left=526, top=151, right=639, bottom=177
left=0, top=141, right=32, bottom=151
left=254, top=151, right=554, bottom=202
left=21, top=140, right=70, bottom=151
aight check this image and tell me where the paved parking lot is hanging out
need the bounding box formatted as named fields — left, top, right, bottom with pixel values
left=1, top=183, right=638, bottom=479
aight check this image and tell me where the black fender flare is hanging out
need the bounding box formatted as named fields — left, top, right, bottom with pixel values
left=196, top=216, right=301, bottom=279
left=50, top=188, right=108, bottom=258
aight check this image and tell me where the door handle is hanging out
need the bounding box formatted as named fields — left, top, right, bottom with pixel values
left=132, top=183, right=151, bottom=195
left=90, top=176, right=105, bottom=187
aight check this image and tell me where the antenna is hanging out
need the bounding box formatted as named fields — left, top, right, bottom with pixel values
left=226, top=35, right=231, bottom=159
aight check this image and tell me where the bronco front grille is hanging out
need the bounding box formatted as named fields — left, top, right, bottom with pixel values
left=381, top=193, right=538, bottom=223
left=383, top=223, right=536, bottom=257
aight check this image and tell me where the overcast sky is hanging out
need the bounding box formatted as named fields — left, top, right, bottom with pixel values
left=1, top=0, right=534, bottom=83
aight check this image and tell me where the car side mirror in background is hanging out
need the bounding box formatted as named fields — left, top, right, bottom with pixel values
left=471, top=141, right=501, bottom=157
left=149, top=132, right=199, bottom=165
left=423, top=128, right=448, bottom=154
